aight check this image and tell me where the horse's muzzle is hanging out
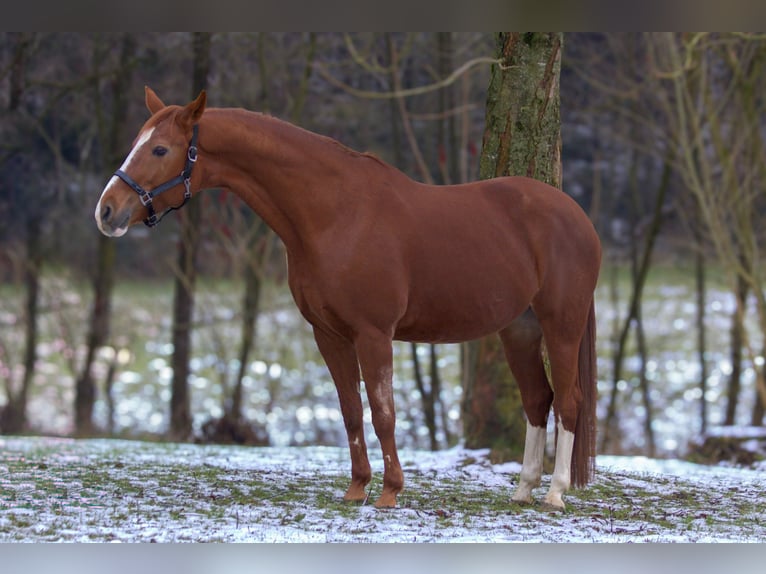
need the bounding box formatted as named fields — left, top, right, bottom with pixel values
left=95, top=199, right=130, bottom=237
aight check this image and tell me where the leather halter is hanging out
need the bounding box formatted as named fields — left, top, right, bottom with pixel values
left=113, top=125, right=199, bottom=228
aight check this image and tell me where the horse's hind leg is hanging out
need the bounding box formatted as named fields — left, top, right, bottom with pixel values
left=499, top=308, right=553, bottom=505
left=313, top=327, right=371, bottom=502
left=539, top=336, right=581, bottom=510
left=535, top=303, right=592, bottom=511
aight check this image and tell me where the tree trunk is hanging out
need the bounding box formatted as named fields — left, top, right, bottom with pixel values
left=411, top=343, right=437, bottom=450
left=629, top=152, right=656, bottom=457
left=75, top=34, right=135, bottom=436
left=694, top=226, right=708, bottom=435
left=752, top=353, right=766, bottom=426
left=600, top=155, right=670, bottom=453
left=169, top=32, right=211, bottom=441
left=634, top=250, right=656, bottom=456
left=228, top=223, right=267, bottom=420
left=436, top=32, right=458, bottom=186
left=1, top=213, right=42, bottom=434
left=461, top=32, right=562, bottom=462
left=169, top=220, right=198, bottom=441
left=8, top=33, right=32, bottom=112
left=74, top=234, right=114, bottom=435
left=0, top=34, right=37, bottom=434
left=725, top=272, right=748, bottom=425
left=18, top=214, right=42, bottom=423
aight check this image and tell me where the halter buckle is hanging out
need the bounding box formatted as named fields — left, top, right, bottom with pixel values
left=138, top=189, right=153, bottom=208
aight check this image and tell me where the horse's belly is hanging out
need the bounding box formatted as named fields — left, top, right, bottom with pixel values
left=392, top=238, right=539, bottom=343
left=393, top=293, right=530, bottom=344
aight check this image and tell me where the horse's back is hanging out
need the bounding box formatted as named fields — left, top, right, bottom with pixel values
left=475, top=176, right=601, bottom=276
left=388, top=176, right=600, bottom=343
left=403, top=175, right=600, bottom=278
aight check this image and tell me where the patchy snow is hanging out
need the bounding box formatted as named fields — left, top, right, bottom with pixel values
left=1, top=436, right=765, bottom=542
left=599, top=453, right=766, bottom=477
left=704, top=425, right=766, bottom=439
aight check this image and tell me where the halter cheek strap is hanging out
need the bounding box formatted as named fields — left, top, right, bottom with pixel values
left=114, top=124, right=199, bottom=228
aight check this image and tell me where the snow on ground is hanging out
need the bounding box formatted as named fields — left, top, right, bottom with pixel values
left=1, top=436, right=765, bottom=542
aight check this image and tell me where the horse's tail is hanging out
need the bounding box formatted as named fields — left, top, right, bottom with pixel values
left=572, top=298, right=597, bottom=488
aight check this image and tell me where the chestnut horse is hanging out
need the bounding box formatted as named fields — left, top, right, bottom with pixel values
left=95, top=87, right=601, bottom=510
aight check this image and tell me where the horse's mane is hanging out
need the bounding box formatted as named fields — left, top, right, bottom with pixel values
left=217, top=107, right=390, bottom=170
left=327, top=138, right=389, bottom=168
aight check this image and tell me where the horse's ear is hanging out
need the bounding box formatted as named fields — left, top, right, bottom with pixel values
left=177, top=90, right=207, bottom=127
left=145, top=86, right=166, bottom=115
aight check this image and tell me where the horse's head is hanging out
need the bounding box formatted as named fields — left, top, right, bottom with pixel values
left=95, top=86, right=206, bottom=237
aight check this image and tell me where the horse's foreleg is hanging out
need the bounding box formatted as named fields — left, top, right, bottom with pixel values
left=354, top=330, right=403, bottom=508
left=313, top=327, right=371, bottom=502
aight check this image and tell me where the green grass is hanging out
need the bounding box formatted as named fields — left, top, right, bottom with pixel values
left=2, top=437, right=766, bottom=541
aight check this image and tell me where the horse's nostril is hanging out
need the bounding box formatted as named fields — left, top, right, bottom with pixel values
left=101, top=204, right=112, bottom=221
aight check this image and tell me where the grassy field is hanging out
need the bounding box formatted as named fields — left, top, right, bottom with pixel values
left=1, top=435, right=765, bottom=542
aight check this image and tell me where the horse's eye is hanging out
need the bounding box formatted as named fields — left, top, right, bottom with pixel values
left=152, top=146, right=168, bottom=157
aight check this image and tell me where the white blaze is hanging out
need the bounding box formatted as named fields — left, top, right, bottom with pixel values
left=117, top=126, right=156, bottom=174
left=95, top=126, right=156, bottom=234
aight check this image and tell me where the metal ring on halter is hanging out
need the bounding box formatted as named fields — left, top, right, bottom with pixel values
left=138, top=189, right=153, bottom=208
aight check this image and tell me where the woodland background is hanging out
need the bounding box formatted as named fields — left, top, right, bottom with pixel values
left=1, top=32, right=765, bottom=465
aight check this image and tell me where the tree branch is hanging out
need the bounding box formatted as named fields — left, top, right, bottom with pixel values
left=314, top=55, right=501, bottom=100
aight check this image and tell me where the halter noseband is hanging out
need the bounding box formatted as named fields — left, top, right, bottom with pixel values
left=113, top=124, right=199, bottom=228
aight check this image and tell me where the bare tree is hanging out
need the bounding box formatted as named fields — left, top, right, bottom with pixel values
left=0, top=33, right=39, bottom=434
left=168, top=32, right=212, bottom=441
left=567, top=33, right=766, bottom=449
left=75, top=33, right=137, bottom=436
left=600, top=151, right=671, bottom=454
left=648, top=33, right=766, bottom=426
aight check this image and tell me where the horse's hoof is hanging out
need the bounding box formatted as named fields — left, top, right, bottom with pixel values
left=373, top=493, right=398, bottom=509
left=343, top=494, right=367, bottom=505
left=540, top=497, right=566, bottom=512
left=511, top=488, right=534, bottom=505
left=343, top=482, right=370, bottom=503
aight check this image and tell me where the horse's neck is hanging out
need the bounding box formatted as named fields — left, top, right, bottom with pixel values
left=198, top=109, right=353, bottom=253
